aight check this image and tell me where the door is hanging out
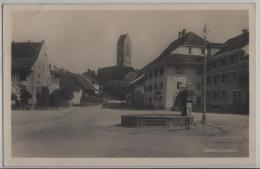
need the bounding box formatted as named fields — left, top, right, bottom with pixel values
left=233, top=91, right=241, bottom=105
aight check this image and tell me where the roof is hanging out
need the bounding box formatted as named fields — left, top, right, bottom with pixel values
left=128, top=74, right=145, bottom=86
left=216, top=32, right=249, bottom=55
left=12, top=41, right=44, bottom=71
left=141, top=31, right=207, bottom=72
left=118, top=34, right=128, bottom=44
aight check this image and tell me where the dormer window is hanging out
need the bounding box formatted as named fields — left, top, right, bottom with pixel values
left=201, top=48, right=205, bottom=54
left=188, top=47, right=192, bottom=54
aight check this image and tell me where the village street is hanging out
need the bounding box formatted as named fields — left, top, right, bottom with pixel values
left=12, top=105, right=249, bottom=157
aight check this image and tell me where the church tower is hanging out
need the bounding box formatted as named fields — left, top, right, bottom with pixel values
left=117, top=34, right=131, bottom=67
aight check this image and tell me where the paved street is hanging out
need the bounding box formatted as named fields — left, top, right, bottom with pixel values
left=12, top=105, right=249, bottom=157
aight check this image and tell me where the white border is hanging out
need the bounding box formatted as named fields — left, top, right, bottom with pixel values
left=1, top=1, right=259, bottom=168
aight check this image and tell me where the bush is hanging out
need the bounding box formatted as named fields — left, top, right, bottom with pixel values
left=20, top=89, right=32, bottom=101
left=49, top=88, right=74, bottom=107
left=49, top=89, right=66, bottom=107
left=36, top=87, right=50, bottom=107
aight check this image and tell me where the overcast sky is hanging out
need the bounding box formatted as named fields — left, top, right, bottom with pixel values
left=12, top=10, right=248, bottom=73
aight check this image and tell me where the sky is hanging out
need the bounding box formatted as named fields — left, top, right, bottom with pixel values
left=12, top=10, right=248, bottom=73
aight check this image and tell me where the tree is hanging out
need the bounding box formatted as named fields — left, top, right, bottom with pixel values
left=49, top=88, right=74, bottom=107
left=11, top=93, right=17, bottom=101
left=60, top=88, right=74, bottom=101
left=20, top=89, right=32, bottom=102
left=104, top=80, right=128, bottom=99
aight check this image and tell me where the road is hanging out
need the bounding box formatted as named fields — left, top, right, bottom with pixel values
left=12, top=105, right=249, bottom=157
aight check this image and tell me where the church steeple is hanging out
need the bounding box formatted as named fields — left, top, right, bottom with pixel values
left=117, top=34, right=131, bottom=67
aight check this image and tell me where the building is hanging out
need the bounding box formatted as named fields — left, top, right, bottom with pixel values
left=83, top=74, right=100, bottom=95
left=11, top=40, right=51, bottom=107
left=49, top=65, right=61, bottom=94
left=206, top=30, right=249, bottom=113
left=126, top=74, right=145, bottom=108
left=71, top=90, right=83, bottom=105
left=128, top=29, right=222, bottom=110
left=117, top=34, right=131, bottom=67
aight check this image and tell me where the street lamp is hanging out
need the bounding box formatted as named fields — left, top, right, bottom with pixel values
left=201, top=24, right=209, bottom=124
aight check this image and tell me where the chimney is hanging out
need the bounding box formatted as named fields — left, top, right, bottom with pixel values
left=242, top=29, right=248, bottom=34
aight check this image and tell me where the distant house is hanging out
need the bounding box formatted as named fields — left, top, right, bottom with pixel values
left=83, top=74, right=100, bottom=95
left=11, top=40, right=51, bottom=108
left=71, top=90, right=82, bottom=105
left=126, top=74, right=145, bottom=108
left=206, top=30, right=249, bottom=112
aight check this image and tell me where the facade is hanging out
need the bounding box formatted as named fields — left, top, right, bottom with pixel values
left=128, top=29, right=222, bottom=110
left=71, top=90, right=83, bottom=105
left=49, top=65, right=61, bottom=94
left=117, top=34, right=131, bottom=67
left=206, top=30, right=249, bottom=112
left=126, top=74, right=145, bottom=108
left=12, top=40, right=51, bottom=107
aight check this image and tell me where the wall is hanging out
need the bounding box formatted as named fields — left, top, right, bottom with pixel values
left=172, top=46, right=205, bottom=56
left=206, top=47, right=249, bottom=112
left=165, top=64, right=202, bottom=110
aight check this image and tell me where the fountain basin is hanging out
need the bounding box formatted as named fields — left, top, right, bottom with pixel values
left=121, top=114, right=193, bottom=129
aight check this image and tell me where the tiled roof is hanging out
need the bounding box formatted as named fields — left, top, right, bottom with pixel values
left=12, top=41, right=44, bottom=71
left=216, top=32, right=249, bottom=55
left=142, top=31, right=207, bottom=72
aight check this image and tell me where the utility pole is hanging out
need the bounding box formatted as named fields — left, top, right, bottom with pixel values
left=201, top=24, right=209, bottom=124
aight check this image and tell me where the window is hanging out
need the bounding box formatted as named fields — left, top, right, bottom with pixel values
left=196, top=68, right=202, bottom=75
left=188, top=47, right=192, bottom=54
left=149, top=85, right=152, bottom=91
left=37, top=73, right=41, bottom=78
left=175, top=67, right=184, bottom=74
left=159, top=67, right=164, bottom=75
left=201, top=48, right=205, bottom=54
left=19, top=72, right=27, bottom=81
left=221, top=58, right=226, bottom=66
left=230, top=55, right=235, bottom=64
left=213, top=61, right=217, bottom=68
left=226, top=72, right=230, bottom=82
left=154, top=83, right=158, bottom=91
left=196, top=82, right=201, bottom=90
left=221, top=73, right=226, bottom=83
left=177, top=82, right=182, bottom=90
left=230, top=71, right=236, bottom=81
left=207, top=76, right=212, bottom=85
left=144, top=86, right=148, bottom=92
left=149, top=72, right=152, bottom=79
left=154, top=70, right=158, bottom=78
left=207, top=91, right=211, bottom=98
left=213, top=91, right=217, bottom=99
left=159, top=81, right=163, bottom=89
left=222, top=90, right=227, bottom=99
left=214, top=75, right=218, bottom=84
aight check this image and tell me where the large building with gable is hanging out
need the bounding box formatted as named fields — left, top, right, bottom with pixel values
left=206, top=30, right=249, bottom=112
left=11, top=40, right=51, bottom=107
left=127, top=29, right=223, bottom=110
